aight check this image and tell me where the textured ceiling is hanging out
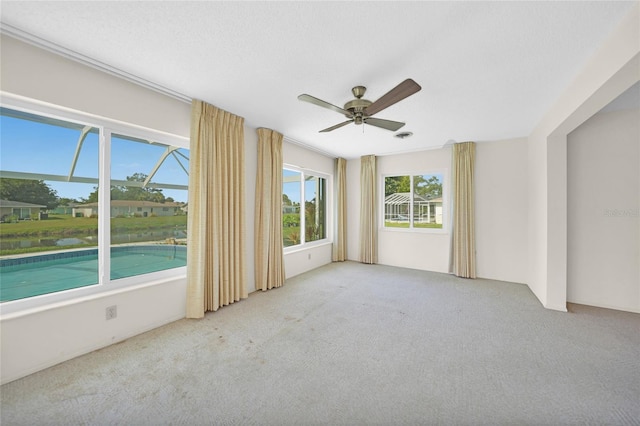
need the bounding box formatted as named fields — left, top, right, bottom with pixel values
left=0, top=1, right=635, bottom=159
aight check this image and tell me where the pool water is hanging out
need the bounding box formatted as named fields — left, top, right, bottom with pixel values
left=0, top=245, right=187, bottom=302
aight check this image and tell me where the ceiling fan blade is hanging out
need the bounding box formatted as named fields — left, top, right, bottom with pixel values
left=319, top=120, right=354, bottom=133
left=298, top=94, right=352, bottom=116
left=364, top=79, right=422, bottom=116
left=363, top=117, right=406, bottom=131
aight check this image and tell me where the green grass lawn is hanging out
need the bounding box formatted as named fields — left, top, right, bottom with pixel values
left=1, top=215, right=99, bottom=238
left=414, top=222, right=443, bottom=229
left=1, top=214, right=188, bottom=256
left=282, top=226, right=300, bottom=247
left=384, top=221, right=442, bottom=229
left=0, top=214, right=187, bottom=238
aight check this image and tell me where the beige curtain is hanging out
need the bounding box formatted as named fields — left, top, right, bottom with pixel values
left=451, top=142, right=476, bottom=278
left=186, top=100, right=247, bottom=318
left=359, top=155, right=377, bottom=264
left=255, top=128, right=285, bottom=291
left=333, top=157, right=347, bottom=262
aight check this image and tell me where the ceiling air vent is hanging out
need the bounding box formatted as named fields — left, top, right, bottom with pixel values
left=394, top=131, right=413, bottom=139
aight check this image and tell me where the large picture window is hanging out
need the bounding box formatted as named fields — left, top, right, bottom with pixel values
left=384, top=173, right=444, bottom=230
left=0, top=108, right=100, bottom=301
left=0, top=103, right=188, bottom=306
left=109, top=134, right=188, bottom=280
left=282, top=167, right=327, bottom=248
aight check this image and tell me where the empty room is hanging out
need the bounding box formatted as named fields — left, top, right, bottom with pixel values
left=0, top=2, right=638, bottom=425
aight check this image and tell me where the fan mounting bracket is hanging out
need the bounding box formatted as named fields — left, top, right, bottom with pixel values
left=351, top=86, right=367, bottom=99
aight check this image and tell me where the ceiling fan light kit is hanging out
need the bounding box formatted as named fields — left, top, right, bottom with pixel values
left=298, top=78, right=421, bottom=133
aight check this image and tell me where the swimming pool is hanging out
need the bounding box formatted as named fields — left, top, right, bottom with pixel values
left=0, top=245, right=187, bottom=302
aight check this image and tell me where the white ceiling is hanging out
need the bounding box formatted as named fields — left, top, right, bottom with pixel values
left=0, top=1, right=636, bottom=159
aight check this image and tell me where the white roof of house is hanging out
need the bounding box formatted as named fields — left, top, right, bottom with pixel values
left=76, top=200, right=182, bottom=208
left=385, top=193, right=441, bottom=205
left=0, top=199, right=46, bottom=208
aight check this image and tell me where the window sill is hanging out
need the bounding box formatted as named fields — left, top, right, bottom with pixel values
left=380, top=226, right=449, bottom=235
left=0, top=268, right=186, bottom=320
left=283, top=240, right=332, bottom=255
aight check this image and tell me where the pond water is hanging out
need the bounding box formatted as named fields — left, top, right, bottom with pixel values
left=0, top=230, right=187, bottom=251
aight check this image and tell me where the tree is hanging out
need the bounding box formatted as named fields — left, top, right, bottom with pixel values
left=81, top=173, right=166, bottom=203
left=57, top=197, right=79, bottom=206
left=0, top=178, right=59, bottom=209
left=80, top=188, right=97, bottom=204
left=81, top=186, right=124, bottom=203
left=414, top=175, right=442, bottom=199
left=282, top=213, right=299, bottom=228
left=121, top=173, right=166, bottom=202
left=384, top=176, right=410, bottom=196
left=305, top=198, right=324, bottom=241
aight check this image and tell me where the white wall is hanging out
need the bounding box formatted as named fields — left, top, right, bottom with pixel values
left=567, top=108, right=640, bottom=312
left=1, top=278, right=186, bottom=385
left=0, top=36, right=191, bottom=137
left=376, top=148, right=452, bottom=273
left=346, top=142, right=529, bottom=283
left=476, top=138, right=528, bottom=284
left=0, top=35, right=334, bottom=384
left=346, top=157, right=361, bottom=262
left=527, top=4, right=639, bottom=310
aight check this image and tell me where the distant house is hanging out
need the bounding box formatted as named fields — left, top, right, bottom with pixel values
left=50, top=203, right=80, bottom=215
left=0, top=199, right=46, bottom=221
left=72, top=200, right=183, bottom=218
left=282, top=204, right=299, bottom=214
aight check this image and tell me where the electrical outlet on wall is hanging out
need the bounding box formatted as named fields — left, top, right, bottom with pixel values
left=106, top=305, right=117, bottom=320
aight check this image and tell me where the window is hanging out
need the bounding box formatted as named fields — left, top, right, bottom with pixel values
left=0, top=102, right=188, bottom=306
left=110, top=133, right=188, bottom=280
left=0, top=108, right=100, bottom=301
left=282, top=167, right=328, bottom=248
left=384, top=173, right=444, bottom=230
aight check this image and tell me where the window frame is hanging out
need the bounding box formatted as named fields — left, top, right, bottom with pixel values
left=282, top=164, right=331, bottom=253
left=380, top=169, right=449, bottom=234
left=0, top=93, right=189, bottom=315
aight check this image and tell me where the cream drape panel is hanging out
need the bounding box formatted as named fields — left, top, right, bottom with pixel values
left=186, top=100, right=247, bottom=318
left=451, top=142, right=476, bottom=278
left=332, top=157, right=347, bottom=262
left=255, top=128, right=285, bottom=291
left=359, top=155, right=377, bottom=264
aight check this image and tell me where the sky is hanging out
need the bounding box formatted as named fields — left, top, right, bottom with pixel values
left=283, top=169, right=301, bottom=203
left=283, top=168, right=324, bottom=205
left=0, top=112, right=189, bottom=203
left=0, top=109, right=318, bottom=207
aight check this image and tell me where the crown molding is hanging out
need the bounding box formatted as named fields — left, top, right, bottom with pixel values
left=1, top=23, right=191, bottom=104
left=283, top=136, right=337, bottom=159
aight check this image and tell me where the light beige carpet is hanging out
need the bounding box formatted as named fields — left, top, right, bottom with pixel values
left=2, top=261, right=639, bottom=425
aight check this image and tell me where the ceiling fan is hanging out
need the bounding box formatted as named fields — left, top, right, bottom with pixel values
left=298, top=79, right=421, bottom=133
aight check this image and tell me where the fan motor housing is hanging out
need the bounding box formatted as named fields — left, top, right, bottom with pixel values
left=344, top=98, right=372, bottom=117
